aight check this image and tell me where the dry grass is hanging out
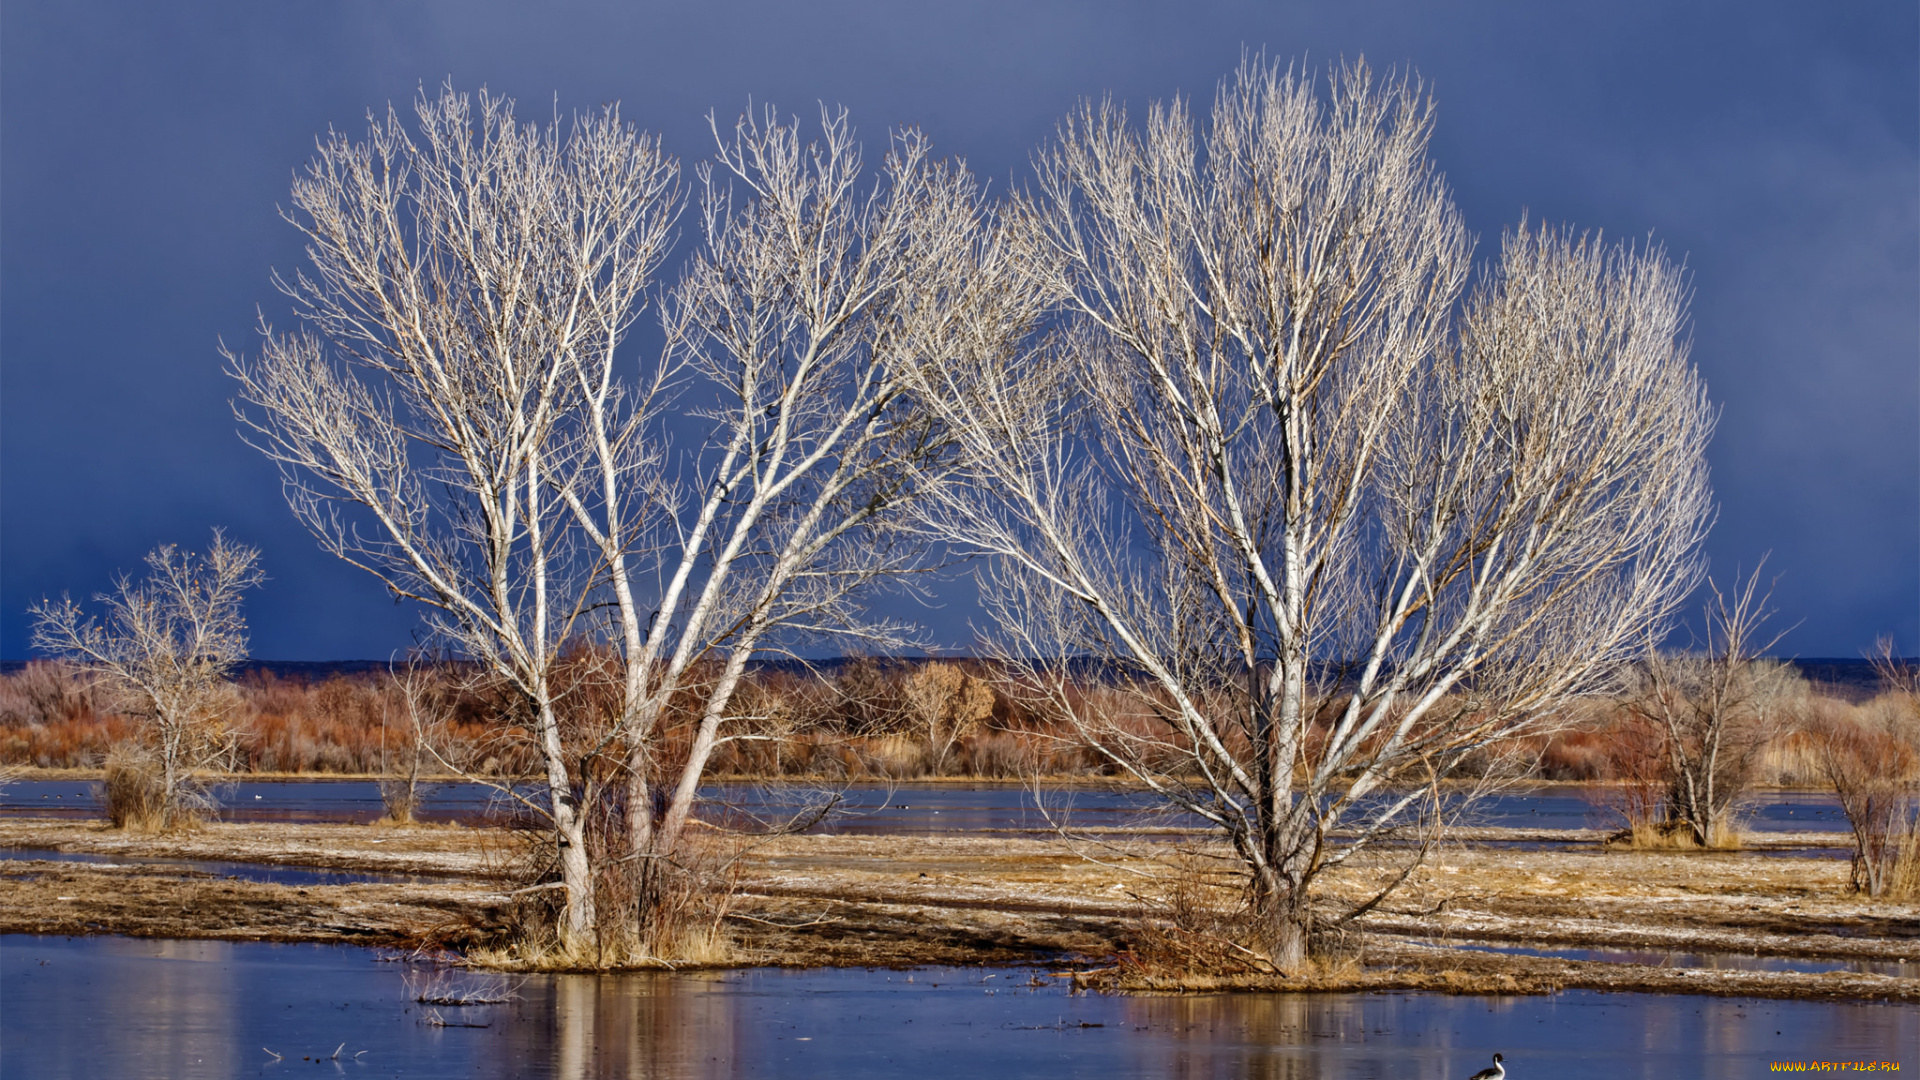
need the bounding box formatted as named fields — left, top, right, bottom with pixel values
left=402, top=967, right=517, bottom=1005
left=1880, top=835, right=1920, bottom=901
left=5, top=816, right=1916, bottom=998
left=474, top=801, right=747, bottom=972
left=1607, top=818, right=1743, bottom=851
left=100, top=747, right=172, bottom=832
left=465, top=925, right=735, bottom=971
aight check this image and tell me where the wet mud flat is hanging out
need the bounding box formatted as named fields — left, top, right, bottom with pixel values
left=1, top=817, right=1913, bottom=1000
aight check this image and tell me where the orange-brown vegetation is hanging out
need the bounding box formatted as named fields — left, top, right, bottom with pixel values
left=4, top=659, right=1914, bottom=797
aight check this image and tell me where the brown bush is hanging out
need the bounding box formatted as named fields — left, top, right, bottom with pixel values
left=1537, top=730, right=1613, bottom=781
left=1814, top=709, right=1920, bottom=898
left=0, top=661, right=98, bottom=728
left=100, top=745, right=171, bottom=831
left=6, top=657, right=1896, bottom=793
left=852, top=734, right=929, bottom=779
left=955, top=730, right=1034, bottom=777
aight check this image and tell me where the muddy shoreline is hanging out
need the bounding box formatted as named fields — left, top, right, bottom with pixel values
left=2, top=816, right=1913, bottom=1002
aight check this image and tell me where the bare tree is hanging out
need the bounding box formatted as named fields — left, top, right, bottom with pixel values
left=901, top=662, right=997, bottom=773
left=1621, top=565, right=1800, bottom=847
left=29, top=531, right=263, bottom=830
left=379, top=653, right=464, bottom=825
left=229, top=86, right=1005, bottom=954
left=1815, top=711, right=1919, bottom=897
left=913, top=59, right=1713, bottom=967
left=603, top=105, right=1007, bottom=922
left=1869, top=636, right=1920, bottom=704
left=1813, top=637, right=1920, bottom=897
left=230, top=85, right=681, bottom=945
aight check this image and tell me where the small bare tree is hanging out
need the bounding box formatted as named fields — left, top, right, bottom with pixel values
left=379, top=654, right=462, bottom=825
left=901, top=662, right=996, bottom=773
left=914, top=58, right=1713, bottom=967
left=1870, top=636, right=1920, bottom=708
left=1813, top=638, right=1920, bottom=897
left=1621, top=565, right=1799, bottom=847
left=1815, top=712, right=1919, bottom=897
left=29, top=532, right=263, bottom=830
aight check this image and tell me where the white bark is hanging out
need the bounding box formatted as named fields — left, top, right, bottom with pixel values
left=229, top=87, right=1004, bottom=950
left=914, top=58, right=1714, bottom=965
left=611, top=106, right=1011, bottom=880
left=229, top=86, right=679, bottom=945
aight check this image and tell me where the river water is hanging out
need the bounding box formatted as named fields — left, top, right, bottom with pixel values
left=2, top=935, right=1910, bottom=1080
left=0, top=779, right=1855, bottom=835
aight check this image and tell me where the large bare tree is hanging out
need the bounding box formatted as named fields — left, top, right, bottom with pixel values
left=30, top=531, right=263, bottom=829
left=605, top=106, right=1004, bottom=909
left=230, top=86, right=1006, bottom=954
left=914, top=59, right=1714, bottom=967
left=229, top=85, right=680, bottom=945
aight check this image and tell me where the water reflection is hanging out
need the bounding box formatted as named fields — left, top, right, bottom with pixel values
left=505, top=971, right=740, bottom=1080
left=6, top=937, right=1911, bottom=1079
left=1121, top=991, right=1915, bottom=1080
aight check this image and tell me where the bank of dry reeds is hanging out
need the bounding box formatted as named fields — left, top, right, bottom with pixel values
left=4, top=657, right=1914, bottom=799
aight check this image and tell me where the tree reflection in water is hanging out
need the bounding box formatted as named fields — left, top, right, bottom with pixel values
left=4, top=938, right=1913, bottom=1079
left=521, top=971, right=737, bottom=1080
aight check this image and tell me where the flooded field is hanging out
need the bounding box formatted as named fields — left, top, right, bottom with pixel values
left=3, top=935, right=1910, bottom=1080
left=3, top=812, right=1912, bottom=1003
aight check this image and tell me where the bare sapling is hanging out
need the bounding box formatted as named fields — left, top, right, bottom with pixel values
left=29, top=531, right=263, bottom=831
left=913, top=57, right=1713, bottom=970
left=377, top=656, right=457, bottom=825
left=1618, top=565, right=1800, bottom=848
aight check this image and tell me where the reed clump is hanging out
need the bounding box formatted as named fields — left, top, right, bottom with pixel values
left=474, top=807, right=741, bottom=971
left=100, top=746, right=174, bottom=832
left=1606, top=818, right=1743, bottom=852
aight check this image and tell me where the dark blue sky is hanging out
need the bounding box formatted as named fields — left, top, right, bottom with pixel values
left=3, top=1, right=1915, bottom=659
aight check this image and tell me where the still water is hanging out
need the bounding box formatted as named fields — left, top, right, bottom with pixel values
left=2, top=935, right=1909, bottom=1080
left=0, top=780, right=1854, bottom=835
left=1400, top=937, right=1920, bottom=979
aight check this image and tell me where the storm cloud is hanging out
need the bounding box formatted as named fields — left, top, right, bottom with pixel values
left=3, top=0, right=1913, bottom=659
